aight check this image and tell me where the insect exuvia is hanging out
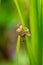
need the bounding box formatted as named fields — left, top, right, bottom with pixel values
left=16, top=24, right=31, bottom=42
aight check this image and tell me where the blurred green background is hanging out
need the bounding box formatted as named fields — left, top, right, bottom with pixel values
left=0, top=0, right=42, bottom=65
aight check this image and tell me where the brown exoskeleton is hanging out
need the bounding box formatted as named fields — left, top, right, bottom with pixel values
left=16, top=24, right=30, bottom=42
